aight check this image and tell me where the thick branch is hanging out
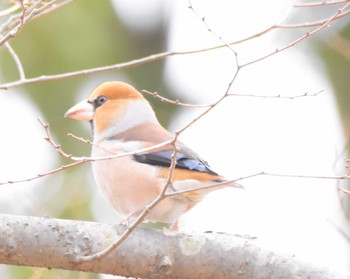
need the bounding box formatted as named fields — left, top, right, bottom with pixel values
left=0, top=214, right=345, bottom=278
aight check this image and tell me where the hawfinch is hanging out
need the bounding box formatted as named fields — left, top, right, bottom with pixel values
left=65, top=81, right=240, bottom=229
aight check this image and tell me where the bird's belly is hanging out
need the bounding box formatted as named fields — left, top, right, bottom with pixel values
left=92, top=157, right=207, bottom=223
left=92, top=155, right=159, bottom=216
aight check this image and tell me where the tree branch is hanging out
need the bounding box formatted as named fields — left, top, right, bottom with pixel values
left=1, top=2, right=349, bottom=91
left=0, top=214, right=346, bottom=278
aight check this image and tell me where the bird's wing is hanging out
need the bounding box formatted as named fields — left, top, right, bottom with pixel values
left=133, top=148, right=219, bottom=176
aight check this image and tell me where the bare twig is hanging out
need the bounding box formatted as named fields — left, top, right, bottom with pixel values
left=262, top=171, right=350, bottom=180
left=0, top=51, right=174, bottom=90
left=188, top=0, right=238, bottom=57
left=227, top=90, right=324, bottom=99
left=142, top=89, right=211, bottom=107
left=18, top=0, right=27, bottom=30
left=275, top=8, right=350, bottom=29
left=67, top=133, right=117, bottom=155
left=4, top=41, right=25, bottom=80
left=0, top=160, right=85, bottom=186
left=293, top=0, right=349, bottom=8
left=166, top=170, right=350, bottom=198
left=66, top=133, right=93, bottom=145
left=143, top=89, right=324, bottom=107
left=241, top=2, right=350, bottom=68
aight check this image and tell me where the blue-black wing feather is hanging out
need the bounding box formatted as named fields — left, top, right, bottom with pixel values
left=133, top=149, right=218, bottom=175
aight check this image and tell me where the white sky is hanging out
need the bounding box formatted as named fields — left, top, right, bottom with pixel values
left=0, top=91, right=56, bottom=215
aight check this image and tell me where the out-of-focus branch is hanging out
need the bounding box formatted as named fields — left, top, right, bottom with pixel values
left=0, top=3, right=21, bottom=17
left=4, top=41, right=25, bottom=80
left=0, top=214, right=346, bottom=279
left=227, top=90, right=324, bottom=99
left=293, top=0, right=349, bottom=8
left=324, top=32, right=350, bottom=62
left=0, top=0, right=75, bottom=47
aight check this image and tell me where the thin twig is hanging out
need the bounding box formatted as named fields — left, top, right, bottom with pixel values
left=4, top=41, right=26, bottom=80
left=143, top=89, right=324, bottom=107
left=294, top=0, right=349, bottom=8
left=18, top=0, right=27, bottom=30
left=227, top=90, right=324, bottom=99
left=276, top=9, right=350, bottom=29
left=166, top=170, right=350, bottom=198
left=67, top=132, right=120, bottom=155
left=188, top=0, right=238, bottom=57
left=142, top=89, right=211, bottom=107
left=262, top=171, right=350, bottom=180
left=66, top=133, right=93, bottom=145
left=241, top=2, right=350, bottom=68
left=0, top=160, right=86, bottom=186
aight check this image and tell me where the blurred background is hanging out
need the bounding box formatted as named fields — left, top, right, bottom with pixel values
left=1, top=0, right=350, bottom=278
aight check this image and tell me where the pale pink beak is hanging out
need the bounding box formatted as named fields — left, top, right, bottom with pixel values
left=64, top=99, right=94, bottom=122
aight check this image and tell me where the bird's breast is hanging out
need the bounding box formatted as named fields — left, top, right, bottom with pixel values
left=91, top=140, right=161, bottom=216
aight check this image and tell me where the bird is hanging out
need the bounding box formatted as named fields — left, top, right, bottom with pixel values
left=65, top=81, right=241, bottom=230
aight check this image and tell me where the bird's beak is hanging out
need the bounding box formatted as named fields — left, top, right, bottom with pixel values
left=64, top=99, right=94, bottom=122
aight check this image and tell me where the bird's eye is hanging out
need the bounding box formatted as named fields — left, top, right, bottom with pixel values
left=94, top=95, right=108, bottom=108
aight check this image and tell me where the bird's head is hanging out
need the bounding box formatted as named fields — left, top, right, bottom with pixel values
left=65, top=81, right=158, bottom=142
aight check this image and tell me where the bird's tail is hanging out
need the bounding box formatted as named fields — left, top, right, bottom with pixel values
left=213, top=178, right=245, bottom=190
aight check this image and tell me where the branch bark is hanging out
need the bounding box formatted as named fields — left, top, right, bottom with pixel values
left=0, top=214, right=345, bottom=278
